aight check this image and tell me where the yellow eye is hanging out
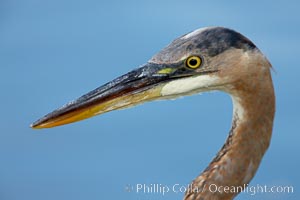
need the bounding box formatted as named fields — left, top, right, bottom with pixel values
left=186, top=56, right=202, bottom=69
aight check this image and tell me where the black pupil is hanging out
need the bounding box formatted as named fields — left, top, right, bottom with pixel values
left=189, top=59, right=198, bottom=66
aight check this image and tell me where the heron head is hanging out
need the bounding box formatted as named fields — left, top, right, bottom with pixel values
left=31, top=27, right=265, bottom=129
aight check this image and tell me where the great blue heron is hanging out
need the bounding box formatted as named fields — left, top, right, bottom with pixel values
left=31, top=27, right=275, bottom=200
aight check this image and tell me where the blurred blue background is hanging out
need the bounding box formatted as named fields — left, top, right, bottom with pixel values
left=1, top=0, right=299, bottom=199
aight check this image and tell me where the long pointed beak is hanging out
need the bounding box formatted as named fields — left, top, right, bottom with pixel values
left=31, top=63, right=172, bottom=129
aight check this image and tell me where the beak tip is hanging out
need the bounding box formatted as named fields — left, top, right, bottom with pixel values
left=30, top=121, right=43, bottom=129
left=30, top=122, right=37, bottom=129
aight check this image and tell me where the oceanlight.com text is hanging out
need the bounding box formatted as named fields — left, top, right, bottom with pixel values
left=125, top=183, right=294, bottom=196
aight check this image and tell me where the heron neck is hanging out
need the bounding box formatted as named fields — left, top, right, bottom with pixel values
left=185, top=69, right=275, bottom=200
